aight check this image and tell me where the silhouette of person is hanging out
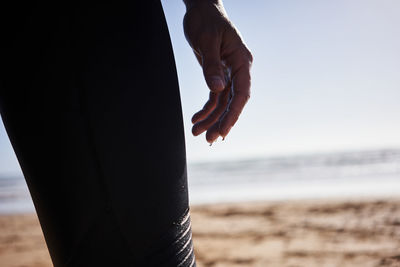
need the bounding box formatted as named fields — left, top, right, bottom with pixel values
left=0, top=1, right=252, bottom=266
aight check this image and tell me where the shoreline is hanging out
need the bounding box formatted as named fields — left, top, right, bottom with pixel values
left=1, top=197, right=400, bottom=266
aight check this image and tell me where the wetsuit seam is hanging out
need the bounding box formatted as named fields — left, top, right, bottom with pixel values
left=81, top=91, right=135, bottom=259
left=64, top=75, right=136, bottom=265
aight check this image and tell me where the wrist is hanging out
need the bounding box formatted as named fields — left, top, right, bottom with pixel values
left=183, top=0, right=222, bottom=11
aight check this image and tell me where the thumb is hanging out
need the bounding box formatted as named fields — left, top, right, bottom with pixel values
left=201, top=45, right=225, bottom=92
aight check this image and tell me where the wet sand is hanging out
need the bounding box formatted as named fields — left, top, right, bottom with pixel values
left=1, top=198, right=400, bottom=267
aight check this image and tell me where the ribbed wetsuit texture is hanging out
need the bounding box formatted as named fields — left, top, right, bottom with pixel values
left=0, top=2, right=196, bottom=266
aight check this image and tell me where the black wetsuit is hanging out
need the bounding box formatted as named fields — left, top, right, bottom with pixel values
left=0, top=2, right=195, bottom=266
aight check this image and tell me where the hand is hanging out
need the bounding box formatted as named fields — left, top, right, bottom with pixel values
left=183, top=0, right=253, bottom=144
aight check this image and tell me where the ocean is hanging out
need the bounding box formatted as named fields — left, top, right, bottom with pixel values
left=1, top=149, right=400, bottom=214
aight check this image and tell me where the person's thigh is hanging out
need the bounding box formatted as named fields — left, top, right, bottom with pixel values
left=0, top=2, right=195, bottom=266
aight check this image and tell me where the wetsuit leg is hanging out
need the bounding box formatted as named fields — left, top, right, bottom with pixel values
left=0, top=2, right=195, bottom=266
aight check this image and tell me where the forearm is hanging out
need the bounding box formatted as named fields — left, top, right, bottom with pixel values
left=183, top=0, right=222, bottom=10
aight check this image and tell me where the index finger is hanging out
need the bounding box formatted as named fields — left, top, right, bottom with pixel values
left=219, top=49, right=252, bottom=138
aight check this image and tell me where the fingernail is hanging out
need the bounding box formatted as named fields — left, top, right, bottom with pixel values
left=209, top=139, right=217, bottom=146
left=224, top=126, right=233, bottom=137
left=209, top=76, right=225, bottom=91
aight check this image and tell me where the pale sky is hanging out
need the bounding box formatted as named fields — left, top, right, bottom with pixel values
left=163, top=0, right=400, bottom=162
left=1, top=0, right=400, bottom=176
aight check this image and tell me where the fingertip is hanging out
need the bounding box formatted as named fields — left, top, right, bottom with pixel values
left=191, top=113, right=200, bottom=124
left=192, top=124, right=205, bottom=136
left=219, top=120, right=233, bottom=139
left=219, top=128, right=231, bottom=139
left=206, top=135, right=219, bottom=145
left=206, top=124, right=220, bottom=143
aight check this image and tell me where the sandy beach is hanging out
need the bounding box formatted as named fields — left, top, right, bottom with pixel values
left=1, top=198, right=400, bottom=267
